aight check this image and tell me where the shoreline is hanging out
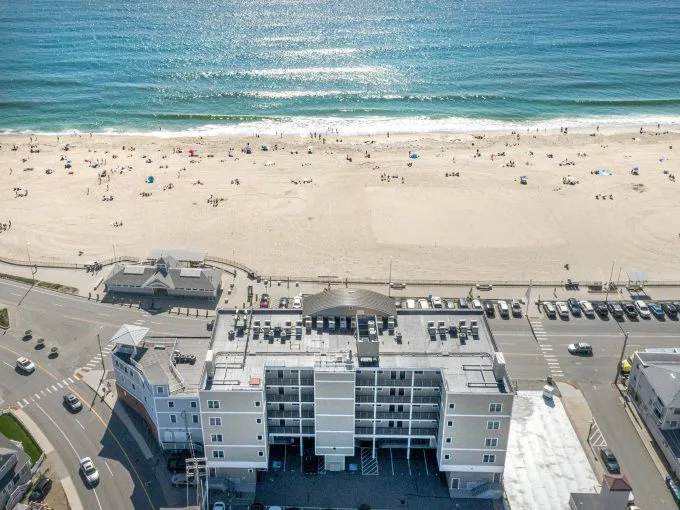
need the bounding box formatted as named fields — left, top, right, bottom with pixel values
left=0, top=127, right=678, bottom=283
left=1, top=115, right=679, bottom=139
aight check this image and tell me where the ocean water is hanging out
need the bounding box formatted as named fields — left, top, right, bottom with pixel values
left=1, top=0, right=680, bottom=135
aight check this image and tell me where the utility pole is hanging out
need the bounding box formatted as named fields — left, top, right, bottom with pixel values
left=25, top=241, right=35, bottom=285
left=98, top=327, right=105, bottom=372
left=614, top=330, right=629, bottom=385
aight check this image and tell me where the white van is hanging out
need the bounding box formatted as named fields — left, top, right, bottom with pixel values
left=497, top=300, right=510, bottom=318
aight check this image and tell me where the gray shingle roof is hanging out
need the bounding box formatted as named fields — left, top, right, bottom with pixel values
left=644, top=364, right=680, bottom=406
left=302, top=288, right=396, bottom=318
left=105, top=263, right=221, bottom=292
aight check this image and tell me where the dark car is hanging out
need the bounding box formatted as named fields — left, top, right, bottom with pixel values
left=663, top=303, right=678, bottom=320
left=303, top=448, right=318, bottom=475
left=167, top=455, right=188, bottom=473
left=28, top=477, right=52, bottom=502
left=63, top=392, right=82, bottom=412
left=622, top=302, right=638, bottom=319
left=207, top=319, right=215, bottom=331
left=607, top=302, right=624, bottom=319
left=599, top=447, right=620, bottom=474
left=567, top=298, right=581, bottom=317
left=649, top=302, right=665, bottom=320
left=483, top=300, right=495, bottom=318
left=592, top=301, right=609, bottom=317
left=279, top=297, right=289, bottom=309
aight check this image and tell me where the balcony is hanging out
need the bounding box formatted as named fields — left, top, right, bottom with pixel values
left=354, top=427, right=438, bottom=437
left=266, top=377, right=314, bottom=386
left=267, top=410, right=314, bottom=419
left=269, top=426, right=315, bottom=435
left=266, top=394, right=301, bottom=403
left=412, top=379, right=442, bottom=388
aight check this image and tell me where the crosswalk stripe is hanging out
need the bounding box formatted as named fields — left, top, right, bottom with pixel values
left=17, top=401, right=24, bottom=409
left=40, top=390, right=46, bottom=396
left=51, top=385, right=58, bottom=392
left=44, top=387, right=51, bottom=394
left=35, top=394, right=41, bottom=400
left=68, top=377, right=74, bottom=384
left=22, top=399, right=28, bottom=405
left=56, top=382, right=63, bottom=389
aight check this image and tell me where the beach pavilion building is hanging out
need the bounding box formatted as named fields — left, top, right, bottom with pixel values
left=104, top=251, right=222, bottom=299
left=111, top=288, right=514, bottom=502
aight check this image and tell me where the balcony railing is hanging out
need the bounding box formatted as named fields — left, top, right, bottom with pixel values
left=266, top=393, right=314, bottom=403
left=268, top=426, right=315, bottom=435
left=354, top=427, right=438, bottom=437
left=267, top=410, right=314, bottom=419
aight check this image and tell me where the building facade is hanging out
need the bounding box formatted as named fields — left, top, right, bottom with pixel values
left=0, top=432, right=32, bottom=510
left=112, top=288, right=515, bottom=501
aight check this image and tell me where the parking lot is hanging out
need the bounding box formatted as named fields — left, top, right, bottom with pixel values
left=259, top=445, right=491, bottom=510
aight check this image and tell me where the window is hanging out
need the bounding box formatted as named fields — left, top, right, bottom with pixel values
left=192, top=415, right=199, bottom=424
left=211, top=434, right=223, bottom=442
left=255, top=401, right=261, bottom=407
left=485, top=438, right=498, bottom=447
left=132, top=384, right=136, bottom=390
left=170, top=414, right=177, bottom=423
left=207, top=400, right=220, bottom=409
left=190, top=401, right=198, bottom=408
left=451, top=478, right=459, bottom=489
left=257, top=435, right=263, bottom=441
left=156, top=386, right=164, bottom=394
left=447, top=420, right=453, bottom=427
left=209, top=417, right=222, bottom=426
left=258, top=451, right=264, bottom=457
left=445, top=438, right=452, bottom=444
left=487, top=421, right=500, bottom=430
left=168, top=401, right=175, bottom=408
left=489, top=403, right=502, bottom=413
left=494, top=473, right=502, bottom=483
left=483, top=454, right=496, bottom=463
left=444, top=454, right=450, bottom=460
left=448, top=403, right=455, bottom=410
left=256, top=418, right=262, bottom=424
left=212, top=450, right=225, bottom=458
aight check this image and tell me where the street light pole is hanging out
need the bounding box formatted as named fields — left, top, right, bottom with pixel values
left=605, top=259, right=615, bottom=303
left=388, top=257, right=393, bottom=297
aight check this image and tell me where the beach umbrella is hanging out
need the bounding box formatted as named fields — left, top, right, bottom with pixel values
left=410, top=153, right=418, bottom=159
left=146, top=176, right=154, bottom=183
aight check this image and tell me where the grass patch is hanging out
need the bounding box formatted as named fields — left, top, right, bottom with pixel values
left=0, top=273, right=78, bottom=295
left=0, top=308, right=8, bottom=328
left=0, top=413, right=42, bottom=464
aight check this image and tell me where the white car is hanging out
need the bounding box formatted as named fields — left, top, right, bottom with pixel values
left=555, top=301, right=570, bottom=318
left=292, top=296, right=302, bottom=309
left=579, top=300, right=595, bottom=317
left=472, top=299, right=482, bottom=310
left=418, top=299, right=429, bottom=309
left=634, top=300, right=651, bottom=319
left=171, top=473, right=197, bottom=487
left=431, top=296, right=442, bottom=308
left=497, top=300, right=509, bottom=318
left=79, top=457, right=99, bottom=485
left=16, top=357, right=35, bottom=374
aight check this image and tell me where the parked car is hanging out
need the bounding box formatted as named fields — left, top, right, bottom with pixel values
left=649, top=302, right=665, bottom=320
left=79, top=457, right=100, bottom=485
left=511, top=300, right=522, bottom=317
left=666, top=475, right=680, bottom=503
left=472, top=299, right=482, bottom=310
left=261, top=293, right=270, bottom=304
left=213, top=503, right=226, bottom=510
left=405, top=299, right=416, bottom=309
left=592, top=301, right=609, bottom=317
left=555, top=301, right=570, bottom=319
left=28, top=477, right=52, bottom=502
left=497, top=300, right=510, bottom=318
left=292, top=296, right=302, bottom=309
left=483, top=300, right=495, bottom=317
left=599, top=447, right=620, bottom=474
left=662, top=303, right=678, bottom=319
left=278, top=297, right=289, bottom=309
left=63, top=392, right=82, bottom=412
left=543, top=302, right=557, bottom=318
left=418, top=299, right=430, bottom=309
left=444, top=299, right=456, bottom=309
left=431, top=296, right=443, bottom=308
left=16, top=357, right=35, bottom=374
left=579, top=300, right=595, bottom=317
left=303, top=448, right=318, bottom=475
left=568, top=342, right=593, bottom=356
left=458, top=297, right=468, bottom=309
left=621, top=302, right=638, bottom=319
left=206, top=319, right=215, bottom=331
left=567, top=298, right=581, bottom=316
left=167, top=456, right=188, bottom=473
left=607, top=302, right=624, bottom=319
left=259, top=298, right=269, bottom=308
left=171, top=473, right=197, bottom=487
left=634, top=300, right=651, bottom=319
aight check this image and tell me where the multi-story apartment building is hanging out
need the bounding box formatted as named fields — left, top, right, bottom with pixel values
left=113, top=288, right=514, bottom=501
left=627, top=349, right=680, bottom=480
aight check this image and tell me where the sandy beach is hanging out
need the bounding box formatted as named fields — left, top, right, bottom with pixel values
left=0, top=125, right=678, bottom=282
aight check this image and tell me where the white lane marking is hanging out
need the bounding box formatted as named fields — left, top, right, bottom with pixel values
left=105, top=461, right=114, bottom=477
left=97, top=313, right=111, bottom=317
left=33, top=403, right=104, bottom=510
left=51, top=385, right=58, bottom=392
left=3, top=361, right=13, bottom=368
left=75, top=419, right=85, bottom=431
left=10, top=292, right=22, bottom=297
left=53, top=303, right=64, bottom=307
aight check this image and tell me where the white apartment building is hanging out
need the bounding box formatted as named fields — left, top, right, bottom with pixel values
left=113, top=288, right=515, bottom=501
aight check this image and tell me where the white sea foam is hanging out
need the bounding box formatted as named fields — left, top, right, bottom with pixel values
left=284, top=48, right=362, bottom=57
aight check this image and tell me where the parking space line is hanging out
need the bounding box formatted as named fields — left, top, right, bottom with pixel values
left=423, top=449, right=429, bottom=476
left=283, top=445, right=287, bottom=472
left=2, top=361, right=13, bottom=369
left=390, top=448, right=394, bottom=476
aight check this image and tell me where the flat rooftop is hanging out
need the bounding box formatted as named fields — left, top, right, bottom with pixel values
left=205, top=308, right=508, bottom=394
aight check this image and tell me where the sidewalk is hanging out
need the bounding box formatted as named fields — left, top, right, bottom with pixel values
left=13, top=408, right=84, bottom=510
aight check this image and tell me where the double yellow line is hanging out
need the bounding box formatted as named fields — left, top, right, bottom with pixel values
left=0, top=343, right=156, bottom=509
